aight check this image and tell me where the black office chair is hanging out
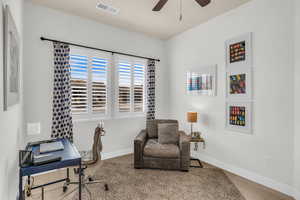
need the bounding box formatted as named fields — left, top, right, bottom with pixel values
left=62, top=124, right=108, bottom=199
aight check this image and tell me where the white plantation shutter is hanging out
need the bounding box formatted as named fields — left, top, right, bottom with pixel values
left=70, top=47, right=111, bottom=119
left=69, top=48, right=147, bottom=120
left=91, top=57, right=108, bottom=113
left=118, top=61, right=131, bottom=112
left=133, top=63, right=145, bottom=112
left=116, top=56, right=146, bottom=116
left=70, top=54, right=89, bottom=114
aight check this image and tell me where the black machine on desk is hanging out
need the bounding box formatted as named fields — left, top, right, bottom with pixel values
left=20, top=139, right=63, bottom=167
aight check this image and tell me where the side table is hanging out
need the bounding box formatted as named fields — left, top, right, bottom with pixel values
left=190, top=137, right=205, bottom=168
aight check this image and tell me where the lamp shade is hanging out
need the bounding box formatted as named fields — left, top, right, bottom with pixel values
left=187, top=112, right=198, bottom=123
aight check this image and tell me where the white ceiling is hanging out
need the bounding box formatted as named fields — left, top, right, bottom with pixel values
left=29, top=0, right=251, bottom=40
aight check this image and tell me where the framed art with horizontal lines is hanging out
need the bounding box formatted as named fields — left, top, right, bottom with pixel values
left=186, top=65, right=217, bottom=96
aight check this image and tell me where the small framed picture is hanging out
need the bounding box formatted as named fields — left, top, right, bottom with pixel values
left=226, top=68, right=252, bottom=100
left=186, top=65, right=217, bottom=96
left=225, top=102, right=252, bottom=134
left=225, top=33, right=253, bottom=69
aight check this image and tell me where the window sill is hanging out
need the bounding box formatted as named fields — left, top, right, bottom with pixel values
left=73, top=117, right=110, bottom=123
left=73, top=115, right=146, bottom=123
left=113, top=114, right=146, bottom=120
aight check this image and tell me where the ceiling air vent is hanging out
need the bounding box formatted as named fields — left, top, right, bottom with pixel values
left=96, top=2, right=120, bottom=15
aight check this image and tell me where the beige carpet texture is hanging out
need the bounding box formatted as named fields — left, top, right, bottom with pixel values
left=70, top=155, right=245, bottom=200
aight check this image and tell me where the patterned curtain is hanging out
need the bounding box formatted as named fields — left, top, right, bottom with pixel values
left=146, top=59, right=156, bottom=120
left=51, top=42, right=73, bottom=142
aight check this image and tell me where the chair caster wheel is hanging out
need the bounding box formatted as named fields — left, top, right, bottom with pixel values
left=104, top=184, right=109, bottom=191
left=63, top=185, right=68, bottom=193
left=88, top=177, right=93, bottom=181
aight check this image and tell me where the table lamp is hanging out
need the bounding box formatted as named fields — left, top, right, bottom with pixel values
left=187, top=112, right=198, bottom=135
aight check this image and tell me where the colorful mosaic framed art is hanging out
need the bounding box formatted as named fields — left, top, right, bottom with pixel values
left=226, top=68, right=252, bottom=100
left=225, top=32, right=253, bottom=69
left=186, top=65, right=217, bottom=96
left=225, top=33, right=254, bottom=134
left=225, top=102, right=252, bottom=134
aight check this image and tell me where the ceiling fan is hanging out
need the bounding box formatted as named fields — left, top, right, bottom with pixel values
left=152, top=0, right=211, bottom=11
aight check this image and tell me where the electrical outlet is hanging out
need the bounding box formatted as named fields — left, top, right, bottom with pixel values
left=27, top=123, right=41, bottom=135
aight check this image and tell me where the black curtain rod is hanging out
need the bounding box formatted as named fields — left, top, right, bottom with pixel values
left=40, top=36, right=160, bottom=62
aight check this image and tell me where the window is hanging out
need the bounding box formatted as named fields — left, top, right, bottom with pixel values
left=69, top=48, right=147, bottom=120
left=115, top=56, right=146, bottom=117
left=70, top=47, right=111, bottom=120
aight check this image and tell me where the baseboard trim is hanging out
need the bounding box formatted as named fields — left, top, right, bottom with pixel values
left=102, top=148, right=133, bottom=160
left=196, top=154, right=294, bottom=197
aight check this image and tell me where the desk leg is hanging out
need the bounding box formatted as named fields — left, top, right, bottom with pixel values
left=41, top=187, right=44, bottom=200
left=79, top=163, right=82, bottom=200
left=66, top=168, right=70, bottom=183
left=19, top=170, right=23, bottom=200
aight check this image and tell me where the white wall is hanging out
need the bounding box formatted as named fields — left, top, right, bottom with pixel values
left=23, top=1, right=169, bottom=154
left=0, top=0, right=24, bottom=199
left=294, top=0, right=300, bottom=198
left=166, top=0, right=295, bottom=195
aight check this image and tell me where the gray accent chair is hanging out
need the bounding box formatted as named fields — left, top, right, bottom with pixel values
left=134, top=119, right=190, bottom=171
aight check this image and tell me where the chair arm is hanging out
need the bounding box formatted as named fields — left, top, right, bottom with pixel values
left=134, top=129, right=147, bottom=168
left=179, top=131, right=190, bottom=171
left=135, top=129, right=147, bottom=143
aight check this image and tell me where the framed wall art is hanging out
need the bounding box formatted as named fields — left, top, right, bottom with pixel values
left=226, top=68, right=252, bottom=100
left=225, top=101, right=252, bottom=134
left=225, top=32, right=253, bottom=69
left=186, top=65, right=217, bottom=96
left=3, top=5, right=20, bottom=111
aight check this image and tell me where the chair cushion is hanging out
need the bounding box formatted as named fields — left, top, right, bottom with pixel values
left=158, top=123, right=179, bottom=144
left=143, top=139, right=180, bottom=159
left=146, top=119, right=178, bottom=138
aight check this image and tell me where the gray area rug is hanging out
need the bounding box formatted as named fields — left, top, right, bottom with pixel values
left=73, top=155, right=245, bottom=200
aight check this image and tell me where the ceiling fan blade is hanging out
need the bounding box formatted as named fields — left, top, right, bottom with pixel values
left=195, top=0, right=211, bottom=7
left=152, top=0, right=168, bottom=11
